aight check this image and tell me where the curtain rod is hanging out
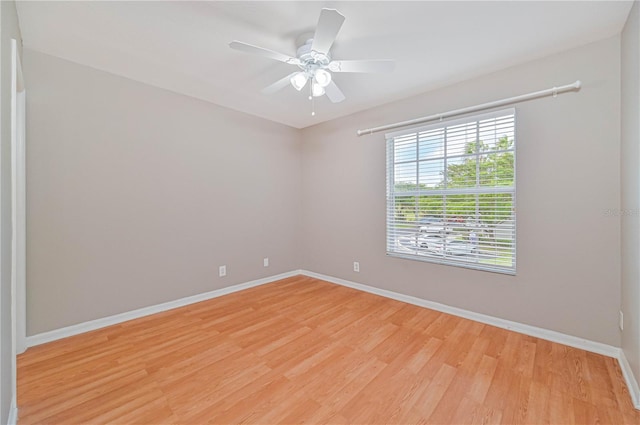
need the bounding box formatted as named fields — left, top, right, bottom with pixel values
left=356, top=80, right=581, bottom=137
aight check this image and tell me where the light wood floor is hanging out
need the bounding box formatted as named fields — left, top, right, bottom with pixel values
left=18, top=275, right=640, bottom=424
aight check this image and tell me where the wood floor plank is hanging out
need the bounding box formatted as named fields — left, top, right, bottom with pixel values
left=406, top=363, right=458, bottom=422
left=18, top=276, right=640, bottom=424
left=450, top=396, right=501, bottom=425
left=19, top=365, right=147, bottom=422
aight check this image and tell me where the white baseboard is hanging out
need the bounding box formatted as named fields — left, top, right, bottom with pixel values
left=618, top=350, right=640, bottom=409
left=6, top=394, right=17, bottom=425
left=300, top=270, right=620, bottom=358
left=26, top=270, right=300, bottom=348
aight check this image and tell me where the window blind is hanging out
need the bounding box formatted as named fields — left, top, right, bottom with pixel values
left=386, top=108, right=516, bottom=274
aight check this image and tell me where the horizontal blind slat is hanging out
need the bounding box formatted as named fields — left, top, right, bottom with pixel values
left=387, top=109, right=515, bottom=274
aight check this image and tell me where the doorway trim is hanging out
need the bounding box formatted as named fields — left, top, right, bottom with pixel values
left=9, top=36, right=26, bottom=425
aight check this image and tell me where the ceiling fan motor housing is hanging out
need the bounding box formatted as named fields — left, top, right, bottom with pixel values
left=296, top=39, right=331, bottom=73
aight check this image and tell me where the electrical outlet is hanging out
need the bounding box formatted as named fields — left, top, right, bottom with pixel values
left=263, top=257, right=269, bottom=267
left=620, top=310, right=624, bottom=331
left=219, top=265, right=226, bottom=277
left=353, top=261, right=360, bottom=272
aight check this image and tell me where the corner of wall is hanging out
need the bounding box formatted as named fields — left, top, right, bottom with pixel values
left=621, top=0, right=640, bottom=396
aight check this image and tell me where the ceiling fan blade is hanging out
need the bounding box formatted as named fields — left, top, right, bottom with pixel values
left=325, top=80, right=346, bottom=103
left=310, top=9, right=345, bottom=55
left=229, top=41, right=300, bottom=65
left=329, top=60, right=395, bottom=73
left=261, top=73, right=297, bottom=95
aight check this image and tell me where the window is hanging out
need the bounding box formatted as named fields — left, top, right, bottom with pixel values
left=386, top=109, right=516, bottom=274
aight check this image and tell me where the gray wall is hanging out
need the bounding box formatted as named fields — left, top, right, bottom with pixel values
left=24, top=50, right=302, bottom=335
left=23, top=29, right=627, bottom=353
left=301, top=36, right=622, bottom=346
left=0, top=1, right=21, bottom=422
left=622, top=0, right=640, bottom=385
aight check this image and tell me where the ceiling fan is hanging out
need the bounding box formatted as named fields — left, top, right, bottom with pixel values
left=229, top=8, right=395, bottom=107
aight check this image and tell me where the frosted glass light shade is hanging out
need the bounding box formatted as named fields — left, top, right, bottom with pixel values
left=290, top=72, right=308, bottom=91
left=314, top=69, right=332, bottom=87
left=312, top=82, right=325, bottom=97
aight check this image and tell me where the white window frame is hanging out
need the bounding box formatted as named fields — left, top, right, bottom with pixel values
left=385, top=108, right=516, bottom=275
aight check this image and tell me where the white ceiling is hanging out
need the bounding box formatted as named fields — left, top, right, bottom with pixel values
left=16, top=1, right=633, bottom=129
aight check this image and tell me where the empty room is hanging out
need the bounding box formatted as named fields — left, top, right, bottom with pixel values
left=0, top=0, right=639, bottom=424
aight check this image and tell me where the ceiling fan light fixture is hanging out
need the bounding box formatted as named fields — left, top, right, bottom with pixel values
left=312, top=82, right=325, bottom=97
left=230, top=7, right=393, bottom=107
left=314, top=69, right=332, bottom=87
left=290, top=72, right=308, bottom=91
